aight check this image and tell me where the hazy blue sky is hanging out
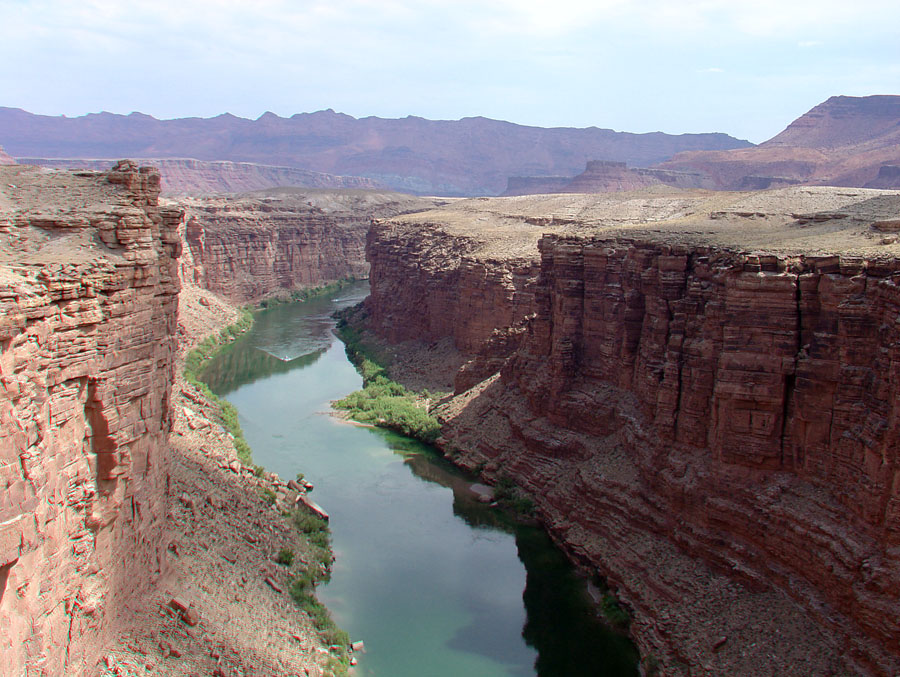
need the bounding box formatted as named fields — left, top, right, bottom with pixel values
left=2, top=0, right=898, bottom=142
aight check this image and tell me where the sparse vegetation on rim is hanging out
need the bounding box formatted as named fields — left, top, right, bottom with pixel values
left=287, top=507, right=350, bottom=673
left=183, top=306, right=256, bottom=464
left=276, top=547, right=295, bottom=566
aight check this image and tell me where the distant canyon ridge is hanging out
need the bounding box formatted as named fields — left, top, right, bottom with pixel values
left=0, top=106, right=750, bottom=196
left=2, top=94, right=898, bottom=197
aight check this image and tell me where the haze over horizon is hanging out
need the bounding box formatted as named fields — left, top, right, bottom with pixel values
left=2, top=0, right=899, bottom=144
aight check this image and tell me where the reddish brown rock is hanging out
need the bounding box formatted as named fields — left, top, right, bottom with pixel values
left=0, top=146, right=14, bottom=165
left=182, top=189, right=440, bottom=303
left=364, top=189, right=900, bottom=676
left=563, top=161, right=663, bottom=193
left=0, top=161, right=181, bottom=674
left=503, top=176, right=573, bottom=196
left=181, top=606, right=200, bottom=627
left=264, top=576, right=284, bottom=594
left=366, top=222, right=539, bottom=353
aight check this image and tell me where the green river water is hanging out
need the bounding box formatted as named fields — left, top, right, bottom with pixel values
left=201, top=282, right=638, bottom=677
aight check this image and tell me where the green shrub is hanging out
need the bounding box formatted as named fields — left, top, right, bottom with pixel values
left=289, top=584, right=350, bottom=661
left=276, top=548, right=295, bottom=566
left=259, top=487, right=277, bottom=505
left=331, top=322, right=442, bottom=443
left=291, top=510, right=333, bottom=579
left=333, top=378, right=442, bottom=444
left=492, top=475, right=536, bottom=517
left=182, top=307, right=255, bottom=464
left=601, top=593, right=630, bottom=629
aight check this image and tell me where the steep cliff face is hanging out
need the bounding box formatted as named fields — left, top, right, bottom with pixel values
left=366, top=222, right=539, bottom=353
left=0, top=162, right=181, bottom=673
left=365, top=189, right=900, bottom=675
left=183, top=188, right=440, bottom=303
left=451, top=241, right=900, bottom=675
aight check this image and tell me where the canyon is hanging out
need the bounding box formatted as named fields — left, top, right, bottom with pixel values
left=180, top=187, right=441, bottom=303
left=363, top=187, right=900, bottom=675
left=0, top=107, right=751, bottom=196
left=4, top=153, right=900, bottom=675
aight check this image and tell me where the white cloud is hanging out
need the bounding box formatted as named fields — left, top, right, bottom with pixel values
left=0, top=0, right=898, bottom=141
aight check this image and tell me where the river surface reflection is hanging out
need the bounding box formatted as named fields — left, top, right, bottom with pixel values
left=203, top=282, right=638, bottom=676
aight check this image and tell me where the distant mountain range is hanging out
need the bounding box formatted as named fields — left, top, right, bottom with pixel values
left=5, top=96, right=896, bottom=196
left=0, top=107, right=751, bottom=196
left=502, top=95, right=900, bottom=194
left=657, top=95, right=900, bottom=190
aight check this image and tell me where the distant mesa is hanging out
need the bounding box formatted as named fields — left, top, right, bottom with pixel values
left=865, top=165, right=900, bottom=189
left=503, top=160, right=711, bottom=195
left=14, top=157, right=383, bottom=196
left=0, top=106, right=751, bottom=196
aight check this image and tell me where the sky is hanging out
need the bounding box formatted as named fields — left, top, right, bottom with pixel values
left=1, top=0, right=898, bottom=143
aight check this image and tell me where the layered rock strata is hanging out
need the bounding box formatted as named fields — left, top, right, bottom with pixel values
left=365, top=188, right=900, bottom=675
left=0, top=162, right=181, bottom=673
left=182, top=188, right=441, bottom=303
left=366, top=224, right=539, bottom=353
left=17, top=157, right=382, bottom=196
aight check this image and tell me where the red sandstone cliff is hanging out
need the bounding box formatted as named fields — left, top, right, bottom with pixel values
left=0, top=147, right=14, bottom=165
left=363, top=190, right=900, bottom=676
left=0, top=162, right=181, bottom=673
left=184, top=188, right=441, bottom=303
